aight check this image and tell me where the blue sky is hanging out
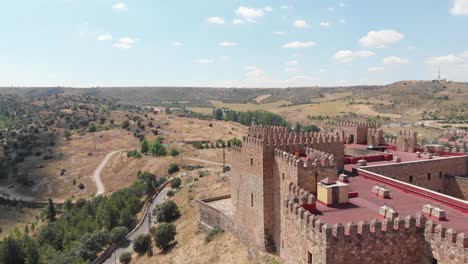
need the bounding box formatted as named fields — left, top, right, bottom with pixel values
left=1, top=0, right=467, bottom=87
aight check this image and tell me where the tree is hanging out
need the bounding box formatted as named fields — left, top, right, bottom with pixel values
left=168, top=163, right=179, bottom=174
left=0, top=236, right=24, bottom=264
left=149, top=141, right=167, bottom=156
left=170, top=177, right=181, bottom=188
left=122, top=120, right=130, bottom=129
left=141, top=140, right=149, bottom=154
left=46, top=198, right=56, bottom=221
left=153, top=200, right=181, bottom=223
left=88, top=125, right=97, bottom=132
left=154, top=223, right=176, bottom=250
left=170, top=148, right=179, bottom=157
left=302, top=124, right=320, bottom=133
left=119, top=252, right=132, bottom=264
left=109, top=226, right=129, bottom=242
left=64, top=130, right=72, bottom=141
left=293, top=122, right=302, bottom=133
left=133, top=234, right=151, bottom=254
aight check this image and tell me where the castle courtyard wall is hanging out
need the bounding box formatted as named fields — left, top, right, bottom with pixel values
left=362, top=156, right=468, bottom=196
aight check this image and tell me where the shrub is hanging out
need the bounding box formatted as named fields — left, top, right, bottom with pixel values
left=133, top=234, right=151, bottom=254
left=168, top=163, right=180, bottom=175
left=170, top=177, right=181, bottom=188
left=127, top=150, right=141, bottom=158
left=154, top=223, right=176, bottom=250
left=166, top=190, right=175, bottom=197
left=119, top=252, right=132, bottom=264
left=205, top=226, right=223, bottom=243
left=122, top=120, right=130, bottom=129
left=170, top=148, right=179, bottom=157
left=153, top=200, right=180, bottom=223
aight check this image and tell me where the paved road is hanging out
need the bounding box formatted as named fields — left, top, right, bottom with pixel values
left=93, top=150, right=123, bottom=196
left=103, top=188, right=169, bottom=264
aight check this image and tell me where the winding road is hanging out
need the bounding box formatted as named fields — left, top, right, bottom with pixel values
left=102, top=187, right=169, bottom=264
left=92, top=150, right=123, bottom=196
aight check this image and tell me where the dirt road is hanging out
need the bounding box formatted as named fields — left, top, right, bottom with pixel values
left=92, top=150, right=123, bottom=196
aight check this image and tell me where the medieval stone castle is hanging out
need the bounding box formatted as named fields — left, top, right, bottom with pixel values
left=198, top=123, right=468, bottom=264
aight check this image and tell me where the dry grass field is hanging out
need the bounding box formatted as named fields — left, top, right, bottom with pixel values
left=14, top=129, right=139, bottom=200
left=0, top=205, right=40, bottom=239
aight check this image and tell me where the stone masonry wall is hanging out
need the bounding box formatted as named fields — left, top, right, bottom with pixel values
left=281, top=200, right=468, bottom=264
left=230, top=140, right=267, bottom=250
left=444, top=176, right=468, bottom=200
left=197, top=195, right=234, bottom=232
left=363, top=156, right=468, bottom=196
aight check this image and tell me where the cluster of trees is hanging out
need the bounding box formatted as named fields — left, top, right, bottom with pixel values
left=292, top=122, right=321, bottom=133
left=0, top=171, right=165, bottom=263
left=212, top=108, right=289, bottom=127
left=192, top=137, right=242, bottom=149
left=141, top=139, right=167, bottom=156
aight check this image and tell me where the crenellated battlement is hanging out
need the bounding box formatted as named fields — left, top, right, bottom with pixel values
left=274, top=148, right=336, bottom=168
left=248, top=125, right=289, bottom=137
left=284, top=199, right=467, bottom=249
left=334, top=121, right=376, bottom=128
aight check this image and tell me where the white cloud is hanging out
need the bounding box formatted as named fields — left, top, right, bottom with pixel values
left=368, top=66, right=385, bottom=72
left=383, top=56, right=409, bottom=65
left=319, top=68, right=328, bottom=73
left=339, top=19, right=347, bottom=24
left=97, top=33, right=112, bottom=41
left=232, top=19, right=244, bottom=25
left=196, top=59, right=215, bottom=64
left=359, top=29, right=404, bottom=48
left=172, top=41, right=183, bottom=46
left=220, top=41, right=237, bottom=47
left=112, top=37, right=138, bottom=49
left=286, top=60, right=298, bottom=66
left=459, top=51, right=468, bottom=58
left=207, top=16, right=225, bottom=24
left=425, top=54, right=464, bottom=65
left=333, top=50, right=375, bottom=63
left=328, top=7, right=335, bottom=12
left=451, top=0, right=468, bottom=15
left=235, top=6, right=272, bottom=22
left=112, top=3, right=127, bottom=11
left=339, top=2, right=346, bottom=8
left=273, top=31, right=285, bottom=35
left=293, top=20, right=310, bottom=28
left=285, top=67, right=297, bottom=73
left=320, top=21, right=331, bottom=27
left=283, top=41, right=316, bottom=48
left=280, top=5, right=293, bottom=9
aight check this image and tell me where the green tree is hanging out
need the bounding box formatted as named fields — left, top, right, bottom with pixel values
left=119, top=252, right=132, bottom=264
left=109, top=226, right=129, bottom=242
left=168, top=163, right=179, bottom=174
left=141, top=140, right=149, bottom=154
left=153, top=200, right=181, bottom=223
left=0, top=236, right=24, bottom=264
left=149, top=141, right=167, bottom=156
left=170, top=148, right=179, bottom=157
left=154, top=223, right=176, bottom=250
left=122, top=120, right=130, bottom=129
left=64, top=129, right=72, bottom=140
left=170, top=177, right=181, bottom=188
left=88, top=125, right=97, bottom=132
left=133, top=234, right=150, bottom=254
left=46, top=198, right=56, bottom=221
left=302, top=124, right=321, bottom=133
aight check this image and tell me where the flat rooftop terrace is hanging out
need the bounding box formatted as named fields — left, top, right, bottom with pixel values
left=344, top=144, right=460, bottom=171
left=315, top=176, right=468, bottom=233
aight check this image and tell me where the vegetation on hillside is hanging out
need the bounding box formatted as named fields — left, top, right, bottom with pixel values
left=0, top=172, right=165, bottom=263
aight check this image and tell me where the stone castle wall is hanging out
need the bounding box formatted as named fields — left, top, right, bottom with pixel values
left=396, top=130, right=418, bottom=152
left=281, top=200, right=467, bottom=264
left=363, top=156, right=468, bottom=195
left=197, top=195, right=234, bottom=232
left=444, top=176, right=468, bottom=200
